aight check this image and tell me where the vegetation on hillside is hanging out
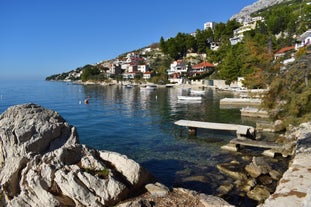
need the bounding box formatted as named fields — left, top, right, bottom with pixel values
left=80, top=65, right=106, bottom=82
left=263, top=46, right=311, bottom=126
left=159, top=0, right=310, bottom=86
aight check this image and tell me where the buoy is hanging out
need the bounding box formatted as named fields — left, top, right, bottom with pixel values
left=84, top=99, right=89, bottom=104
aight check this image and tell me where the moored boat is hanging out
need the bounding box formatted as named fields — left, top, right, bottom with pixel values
left=190, top=89, right=205, bottom=95
left=177, top=95, right=202, bottom=101
left=141, top=84, right=157, bottom=90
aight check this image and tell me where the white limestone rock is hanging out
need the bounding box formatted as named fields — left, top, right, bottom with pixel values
left=231, top=0, right=290, bottom=21
left=0, top=104, right=153, bottom=207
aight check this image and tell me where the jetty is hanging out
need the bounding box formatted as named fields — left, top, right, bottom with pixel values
left=174, top=119, right=291, bottom=157
left=222, top=138, right=291, bottom=157
left=220, top=98, right=262, bottom=107
left=240, top=107, right=269, bottom=118
left=174, top=120, right=256, bottom=139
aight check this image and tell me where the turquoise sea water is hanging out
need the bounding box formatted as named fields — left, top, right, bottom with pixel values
left=0, top=80, right=285, bottom=206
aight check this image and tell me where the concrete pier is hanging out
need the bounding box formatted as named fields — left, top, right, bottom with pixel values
left=240, top=107, right=269, bottom=118
left=174, top=120, right=256, bottom=139
left=220, top=98, right=262, bottom=107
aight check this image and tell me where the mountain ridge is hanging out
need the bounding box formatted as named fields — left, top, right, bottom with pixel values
left=230, top=0, right=291, bottom=21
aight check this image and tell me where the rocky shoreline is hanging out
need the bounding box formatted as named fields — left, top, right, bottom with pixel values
left=0, top=104, right=310, bottom=206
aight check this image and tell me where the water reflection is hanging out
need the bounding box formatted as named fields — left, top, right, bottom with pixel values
left=64, top=83, right=286, bottom=207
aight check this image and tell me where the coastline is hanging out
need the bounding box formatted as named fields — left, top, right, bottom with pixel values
left=49, top=79, right=311, bottom=206
left=2, top=81, right=311, bottom=205
left=77, top=80, right=311, bottom=206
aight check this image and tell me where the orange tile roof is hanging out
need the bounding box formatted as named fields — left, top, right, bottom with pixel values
left=275, top=46, right=295, bottom=54
left=192, top=61, right=215, bottom=69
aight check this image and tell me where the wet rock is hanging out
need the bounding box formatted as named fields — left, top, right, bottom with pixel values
left=245, top=157, right=272, bottom=178
left=217, top=183, right=234, bottom=195
left=274, top=120, right=286, bottom=132
left=145, top=182, right=169, bottom=197
left=237, top=178, right=257, bottom=193
left=217, top=163, right=247, bottom=181
left=269, top=170, right=282, bottom=180
left=253, top=157, right=272, bottom=174
left=258, top=175, right=273, bottom=185
left=247, top=185, right=270, bottom=202
left=245, top=162, right=262, bottom=178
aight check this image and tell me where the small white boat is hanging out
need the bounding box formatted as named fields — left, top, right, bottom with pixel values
left=125, top=84, right=133, bottom=88
left=141, top=85, right=157, bottom=90
left=177, top=96, right=202, bottom=101
left=190, top=89, right=205, bottom=95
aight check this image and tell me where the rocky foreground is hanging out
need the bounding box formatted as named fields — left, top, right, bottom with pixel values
left=0, top=104, right=233, bottom=207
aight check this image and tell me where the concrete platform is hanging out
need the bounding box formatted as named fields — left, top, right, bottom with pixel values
left=220, top=98, right=262, bottom=106
left=230, top=138, right=283, bottom=150
left=174, top=120, right=256, bottom=138
left=240, top=107, right=269, bottom=118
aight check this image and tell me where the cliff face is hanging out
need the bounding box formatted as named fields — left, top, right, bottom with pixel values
left=230, top=0, right=290, bottom=20
left=0, top=104, right=153, bottom=207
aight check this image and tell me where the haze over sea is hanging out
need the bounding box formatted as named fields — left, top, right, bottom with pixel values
left=0, top=80, right=277, bottom=199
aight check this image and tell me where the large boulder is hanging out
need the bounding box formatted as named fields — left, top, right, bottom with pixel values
left=0, top=104, right=153, bottom=207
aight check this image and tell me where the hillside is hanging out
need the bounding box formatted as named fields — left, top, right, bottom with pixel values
left=46, top=0, right=311, bottom=125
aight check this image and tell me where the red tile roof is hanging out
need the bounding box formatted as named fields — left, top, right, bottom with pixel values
left=192, top=61, right=215, bottom=69
left=275, top=46, right=295, bottom=54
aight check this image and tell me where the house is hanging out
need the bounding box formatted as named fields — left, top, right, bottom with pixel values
left=296, top=29, right=311, bottom=50
left=138, top=65, right=150, bottom=73
left=109, top=64, right=122, bottom=76
left=229, top=36, right=243, bottom=45
left=143, top=71, right=153, bottom=80
left=123, top=72, right=135, bottom=79
left=167, top=60, right=188, bottom=76
left=189, top=61, right=215, bottom=77
left=274, top=46, right=295, bottom=60
left=204, top=21, right=217, bottom=30
left=128, top=64, right=138, bottom=73
left=167, top=60, right=188, bottom=83
left=168, top=60, right=187, bottom=74
left=210, top=42, right=220, bottom=51
left=230, top=16, right=264, bottom=45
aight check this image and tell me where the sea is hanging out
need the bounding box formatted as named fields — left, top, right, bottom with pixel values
left=0, top=80, right=287, bottom=206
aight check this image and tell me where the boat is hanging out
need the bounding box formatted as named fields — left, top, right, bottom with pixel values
left=190, top=89, right=205, bottom=95
left=141, top=84, right=157, bottom=90
left=177, top=96, right=202, bottom=101
left=125, top=84, right=134, bottom=88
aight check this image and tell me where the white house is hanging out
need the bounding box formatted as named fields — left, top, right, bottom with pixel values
left=295, top=29, right=311, bottom=50
left=204, top=21, right=216, bottom=30
left=167, top=60, right=188, bottom=84
left=138, top=65, right=149, bottom=73
left=143, top=71, right=153, bottom=80
left=109, top=64, right=122, bottom=75
left=230, top=16, right=264, bottom=45
left=128, top=65, right=138, bottom=73
left=167, top=60, right=187, bottom=75
left=123, top=72, right=135, bottom=79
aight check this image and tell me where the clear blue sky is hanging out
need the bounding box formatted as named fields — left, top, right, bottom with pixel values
left=0, top=0, right=257, bottom=80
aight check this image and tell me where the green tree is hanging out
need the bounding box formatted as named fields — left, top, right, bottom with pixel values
left=159, top=36, right=167, bottom=53
left=81, top=65, right=101, bottom=82
left=218, top=48, right=240, bottom=83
